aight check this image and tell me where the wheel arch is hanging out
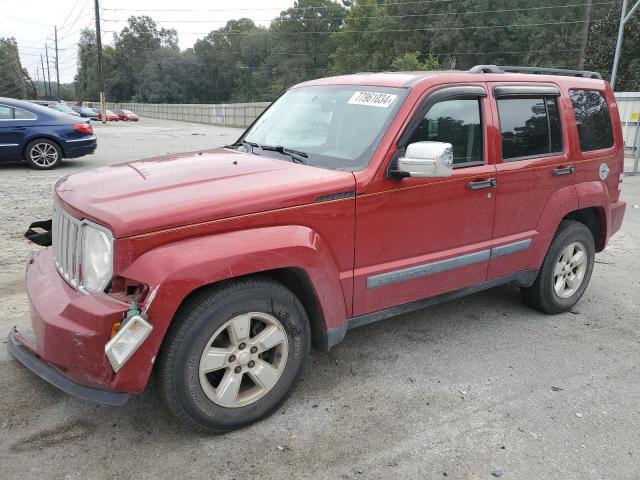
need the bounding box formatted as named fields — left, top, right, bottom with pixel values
left=23, top=135, right=66, bottom=159
left=170, top=267, right=328, bottom=353
left=563, top=206, right=606, bottom=252
left=110, top=226, right=349, bottom=393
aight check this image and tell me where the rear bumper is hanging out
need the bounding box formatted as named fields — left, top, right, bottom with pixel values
left=9, top=248, right=134, bottom=402
left=7, top=328, right=130, bottom=406
left=64, top=136, right=97, bottom=158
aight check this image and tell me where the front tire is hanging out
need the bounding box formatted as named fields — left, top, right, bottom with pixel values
left=521, top=220, right=595, bottom=314
left=24, top=139, right=62, bottom=169
left=157, top=277, right=310, bottom=432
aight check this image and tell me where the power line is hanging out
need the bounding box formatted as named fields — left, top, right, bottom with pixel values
left=58, top=0, right=85, bottom=32
left=90, top=48, right=582, bottom=71
left=102, top=19, right=598, bottom=36
left=101, top=0, right=467, bottom=13
left=102, top=2, right=613, bottom=25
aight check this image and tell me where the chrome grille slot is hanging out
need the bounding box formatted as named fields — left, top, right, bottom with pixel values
left=52, top=202, right=83, bottom=288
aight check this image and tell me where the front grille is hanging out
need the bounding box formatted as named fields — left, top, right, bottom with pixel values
left=52, top=202, right=83, bottom=288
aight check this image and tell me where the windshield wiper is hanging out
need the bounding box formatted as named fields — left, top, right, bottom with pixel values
left=225, top=140, right=258, bottom=152
left=259, top=145, right=308, bottom=164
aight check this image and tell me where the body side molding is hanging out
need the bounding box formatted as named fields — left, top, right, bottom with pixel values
left=366, top=239, right=532, bottom=289
left=321, top=269, right=539, bottom=351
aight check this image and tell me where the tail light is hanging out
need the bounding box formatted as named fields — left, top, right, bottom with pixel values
left=73, top=123, right=93, bottom=135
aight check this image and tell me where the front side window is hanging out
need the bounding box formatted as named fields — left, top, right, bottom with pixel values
left=0, top=106, right=12, bottom=120
left=570, top=90, right=614, bottom=151
left=408, top=98, right=483, bottom=167
left=242, top=85, right=408, bottom=171
left=498, top=96, right=563, bottom=160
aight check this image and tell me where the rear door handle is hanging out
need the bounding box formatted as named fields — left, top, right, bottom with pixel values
left=467, top=178, right=497, bottom=190
left=552, top=166, right=575, bottom=176
left=12, top=126, right=27, bottom=131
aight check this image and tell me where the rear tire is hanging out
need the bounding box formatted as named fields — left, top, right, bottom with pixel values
left=24, top=138, right=62, bottom=169
left=521, top=220, right=595, bottom=314
left=157, top=277, right=310, bottom=433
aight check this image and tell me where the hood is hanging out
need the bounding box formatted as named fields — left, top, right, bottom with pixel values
left=55, top=148, right=356, bottom=238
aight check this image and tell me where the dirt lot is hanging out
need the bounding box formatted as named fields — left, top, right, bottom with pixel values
left=1, top=118, right=639, bottom=480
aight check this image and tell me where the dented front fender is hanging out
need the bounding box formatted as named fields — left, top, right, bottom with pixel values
left=112, top=225, right=348, bottom=393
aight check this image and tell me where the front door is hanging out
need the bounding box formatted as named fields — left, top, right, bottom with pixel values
left=353, top=84, right=497, bottom=316
left=0, top=104, right=34, bottom=161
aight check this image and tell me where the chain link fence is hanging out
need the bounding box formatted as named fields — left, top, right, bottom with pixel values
left=80, top=93, right=640, bottom=173
left=85, top=101, right=270, bottom=128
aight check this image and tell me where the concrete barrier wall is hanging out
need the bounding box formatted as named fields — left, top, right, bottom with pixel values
left=85, top=101, right=270, bottom=128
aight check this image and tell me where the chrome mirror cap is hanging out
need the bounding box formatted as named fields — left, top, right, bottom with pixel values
left=397, top=141, right=453, bottom=178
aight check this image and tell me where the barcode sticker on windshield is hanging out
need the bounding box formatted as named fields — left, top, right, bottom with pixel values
left=348, top=91, right=397, bottom=108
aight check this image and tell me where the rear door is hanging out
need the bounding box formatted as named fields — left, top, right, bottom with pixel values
left=487, top=83, right=575, bottom=279
left=0, top=104, right=35, bottom=160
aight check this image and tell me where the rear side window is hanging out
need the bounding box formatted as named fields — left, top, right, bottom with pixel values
left=408, top=98, right=483, bottom=167
left=498, top=97, right=563, bottom=160
left=570, top=90, right=614, bottom=151
left=0, top=106, right=37, bottom=120
left=14, top=108, right=36, bottom=120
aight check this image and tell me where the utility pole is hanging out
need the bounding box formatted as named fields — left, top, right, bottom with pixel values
left=36, top=69, right=41, bottom=98
left=611, top=0, right=640, bottom=89
left=45, top=43, right=52, bottom=99
left=578, top=0, right=593, bottom=70
left=94, top=0, right=107, bottom=123
left=54, top=26, right=61, bottom=101
left=40, top=55, right=47, bottom=98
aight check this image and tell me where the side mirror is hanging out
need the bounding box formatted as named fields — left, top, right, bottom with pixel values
left=394, top=141, right=453, bottom=178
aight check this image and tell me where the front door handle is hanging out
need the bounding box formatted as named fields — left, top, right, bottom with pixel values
left=467, top=178, right=497, bottom=190
left=12, top=126, right=27, bottom=131
left=552, top=166, right=575, bottom=176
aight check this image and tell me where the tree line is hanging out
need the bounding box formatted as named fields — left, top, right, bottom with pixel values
left=0, top=38, right=37, bottom=99
left=3, top=0, right=640, bottom=102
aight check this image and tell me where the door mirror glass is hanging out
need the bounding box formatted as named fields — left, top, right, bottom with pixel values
left=396, top=141, right=453, bottom=178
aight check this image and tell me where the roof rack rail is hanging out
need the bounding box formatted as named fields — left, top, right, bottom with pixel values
left=469, top=64, right=603, bottom=80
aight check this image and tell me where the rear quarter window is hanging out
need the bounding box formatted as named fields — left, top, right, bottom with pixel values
left=569, top=90, right=614, bottom=151
left=14, top=108, right=37, bottom=120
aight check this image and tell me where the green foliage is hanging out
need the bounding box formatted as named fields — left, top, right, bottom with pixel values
left=390, top=52, right=439, bottom=71
left=585, top=0, right=640, bottom=89
left=75, top=28, right=100, bottom=102
left=71, top=1, right=640, bottom=103
left=0, top=37, right=36, bottom=99
left=33, top=81, right=75, bottom=101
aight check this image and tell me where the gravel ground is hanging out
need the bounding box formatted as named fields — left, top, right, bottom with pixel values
left=1, top=118, right=638, bottom=480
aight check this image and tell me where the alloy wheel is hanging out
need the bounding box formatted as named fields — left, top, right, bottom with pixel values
left=30, top=143, right=59, bottom=167
left=198, top=312, right=288, bottom=408
left=553, top=241, right=587, bottom=299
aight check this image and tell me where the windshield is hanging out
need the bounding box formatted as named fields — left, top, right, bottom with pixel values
left=241, top=85, right=408, bottom=171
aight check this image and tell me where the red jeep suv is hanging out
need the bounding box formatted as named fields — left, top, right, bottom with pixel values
left=9, top=65, right=626, bottom=432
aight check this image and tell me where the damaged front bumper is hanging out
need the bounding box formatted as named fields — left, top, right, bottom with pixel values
left=7, top=248, right=133, bottom=405
left=7, top=328, right=130, bottom=406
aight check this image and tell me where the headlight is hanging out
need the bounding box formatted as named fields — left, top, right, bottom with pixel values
left=81, top=222, right=113, bottom=293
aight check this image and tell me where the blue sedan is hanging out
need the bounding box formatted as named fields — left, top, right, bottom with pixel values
left=0, top=97, right=97, bottom=169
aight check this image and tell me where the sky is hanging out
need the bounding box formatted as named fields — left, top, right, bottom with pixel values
left=0, top=0, right=296, bottom=83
